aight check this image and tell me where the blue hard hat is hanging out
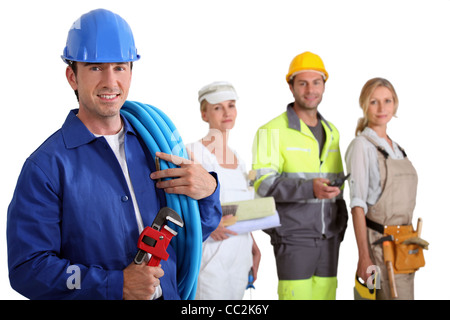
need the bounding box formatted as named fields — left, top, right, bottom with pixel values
left=62, top=9, right=140, bottom=64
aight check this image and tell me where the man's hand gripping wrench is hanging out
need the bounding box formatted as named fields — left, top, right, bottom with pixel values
left=134, top=207, right=184, bottom=267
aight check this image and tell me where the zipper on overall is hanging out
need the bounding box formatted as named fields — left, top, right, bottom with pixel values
left=320, top=160, right=326, bottom=236
left=312, top=130, right=326, bottom=237
left=319, top=132, right=334, bottom=237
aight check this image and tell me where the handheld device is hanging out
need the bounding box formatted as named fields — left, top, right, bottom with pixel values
left=329, top=173, right=350, bottom=188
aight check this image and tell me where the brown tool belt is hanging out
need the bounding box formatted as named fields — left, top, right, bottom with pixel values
left=366, top=217, right=426, bottom=274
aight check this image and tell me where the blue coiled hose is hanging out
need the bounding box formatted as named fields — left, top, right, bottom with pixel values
left=121, top=100, right=201, bottom=300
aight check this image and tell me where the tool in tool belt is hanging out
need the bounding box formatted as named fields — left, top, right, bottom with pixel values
left=369, top=218, right=427, bottom=298
left=134, top=207, right=184, bottom=267
left=370, top=233, right=398, bottom=298
left=372, top=235, right=394, bottom=245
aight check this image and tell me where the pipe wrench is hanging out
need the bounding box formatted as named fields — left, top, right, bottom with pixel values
left=134, top=207, right=184, bottom=267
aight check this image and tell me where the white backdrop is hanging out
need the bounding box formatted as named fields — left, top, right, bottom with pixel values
left=1, top=0, right=449, bottom=300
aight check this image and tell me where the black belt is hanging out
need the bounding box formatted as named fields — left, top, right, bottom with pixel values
left=365, top=217, right=385, bottom=234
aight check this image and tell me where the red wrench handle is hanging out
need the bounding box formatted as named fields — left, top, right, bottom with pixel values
left=136, top=226, right=175, bottom=267
left=148, top=254, right=161, bottom=267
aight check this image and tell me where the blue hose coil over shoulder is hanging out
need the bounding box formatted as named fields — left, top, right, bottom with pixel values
left=121, top=100, right=202, bottom=300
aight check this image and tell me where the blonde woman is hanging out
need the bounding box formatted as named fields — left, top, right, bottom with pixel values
left=186, top=81, right=261, bottom=300
left=345, top=78, right=420, bottom=299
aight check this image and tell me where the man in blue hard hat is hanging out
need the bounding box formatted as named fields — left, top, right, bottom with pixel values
left=6, top=9, right=221, bottom=300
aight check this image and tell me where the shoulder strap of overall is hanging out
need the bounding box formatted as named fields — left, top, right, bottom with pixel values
left=362, top=135, right=408, bottom=158
left=396, top=144, right=408, bottom=158
left=361, top=135, right=389, bottom=159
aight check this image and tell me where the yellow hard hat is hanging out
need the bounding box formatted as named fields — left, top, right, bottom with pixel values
left=286, top=51, right=329, bottom=83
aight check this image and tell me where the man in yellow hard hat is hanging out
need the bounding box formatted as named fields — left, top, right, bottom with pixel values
left=252, top=51, right=348, bottom=300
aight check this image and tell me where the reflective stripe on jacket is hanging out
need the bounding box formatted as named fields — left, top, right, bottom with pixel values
left=252, top=104, right=348, bottom=244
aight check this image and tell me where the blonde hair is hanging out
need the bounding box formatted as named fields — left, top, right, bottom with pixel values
left=355, top=77, right=399, bottom=136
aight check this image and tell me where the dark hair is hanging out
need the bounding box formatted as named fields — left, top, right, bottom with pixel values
left=67, top=61, right=79, bottom=101
left=288, top=73, right=325, bottom=87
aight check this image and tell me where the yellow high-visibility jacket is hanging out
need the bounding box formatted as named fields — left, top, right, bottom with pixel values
left=252, top=104, right=348, bottom=245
